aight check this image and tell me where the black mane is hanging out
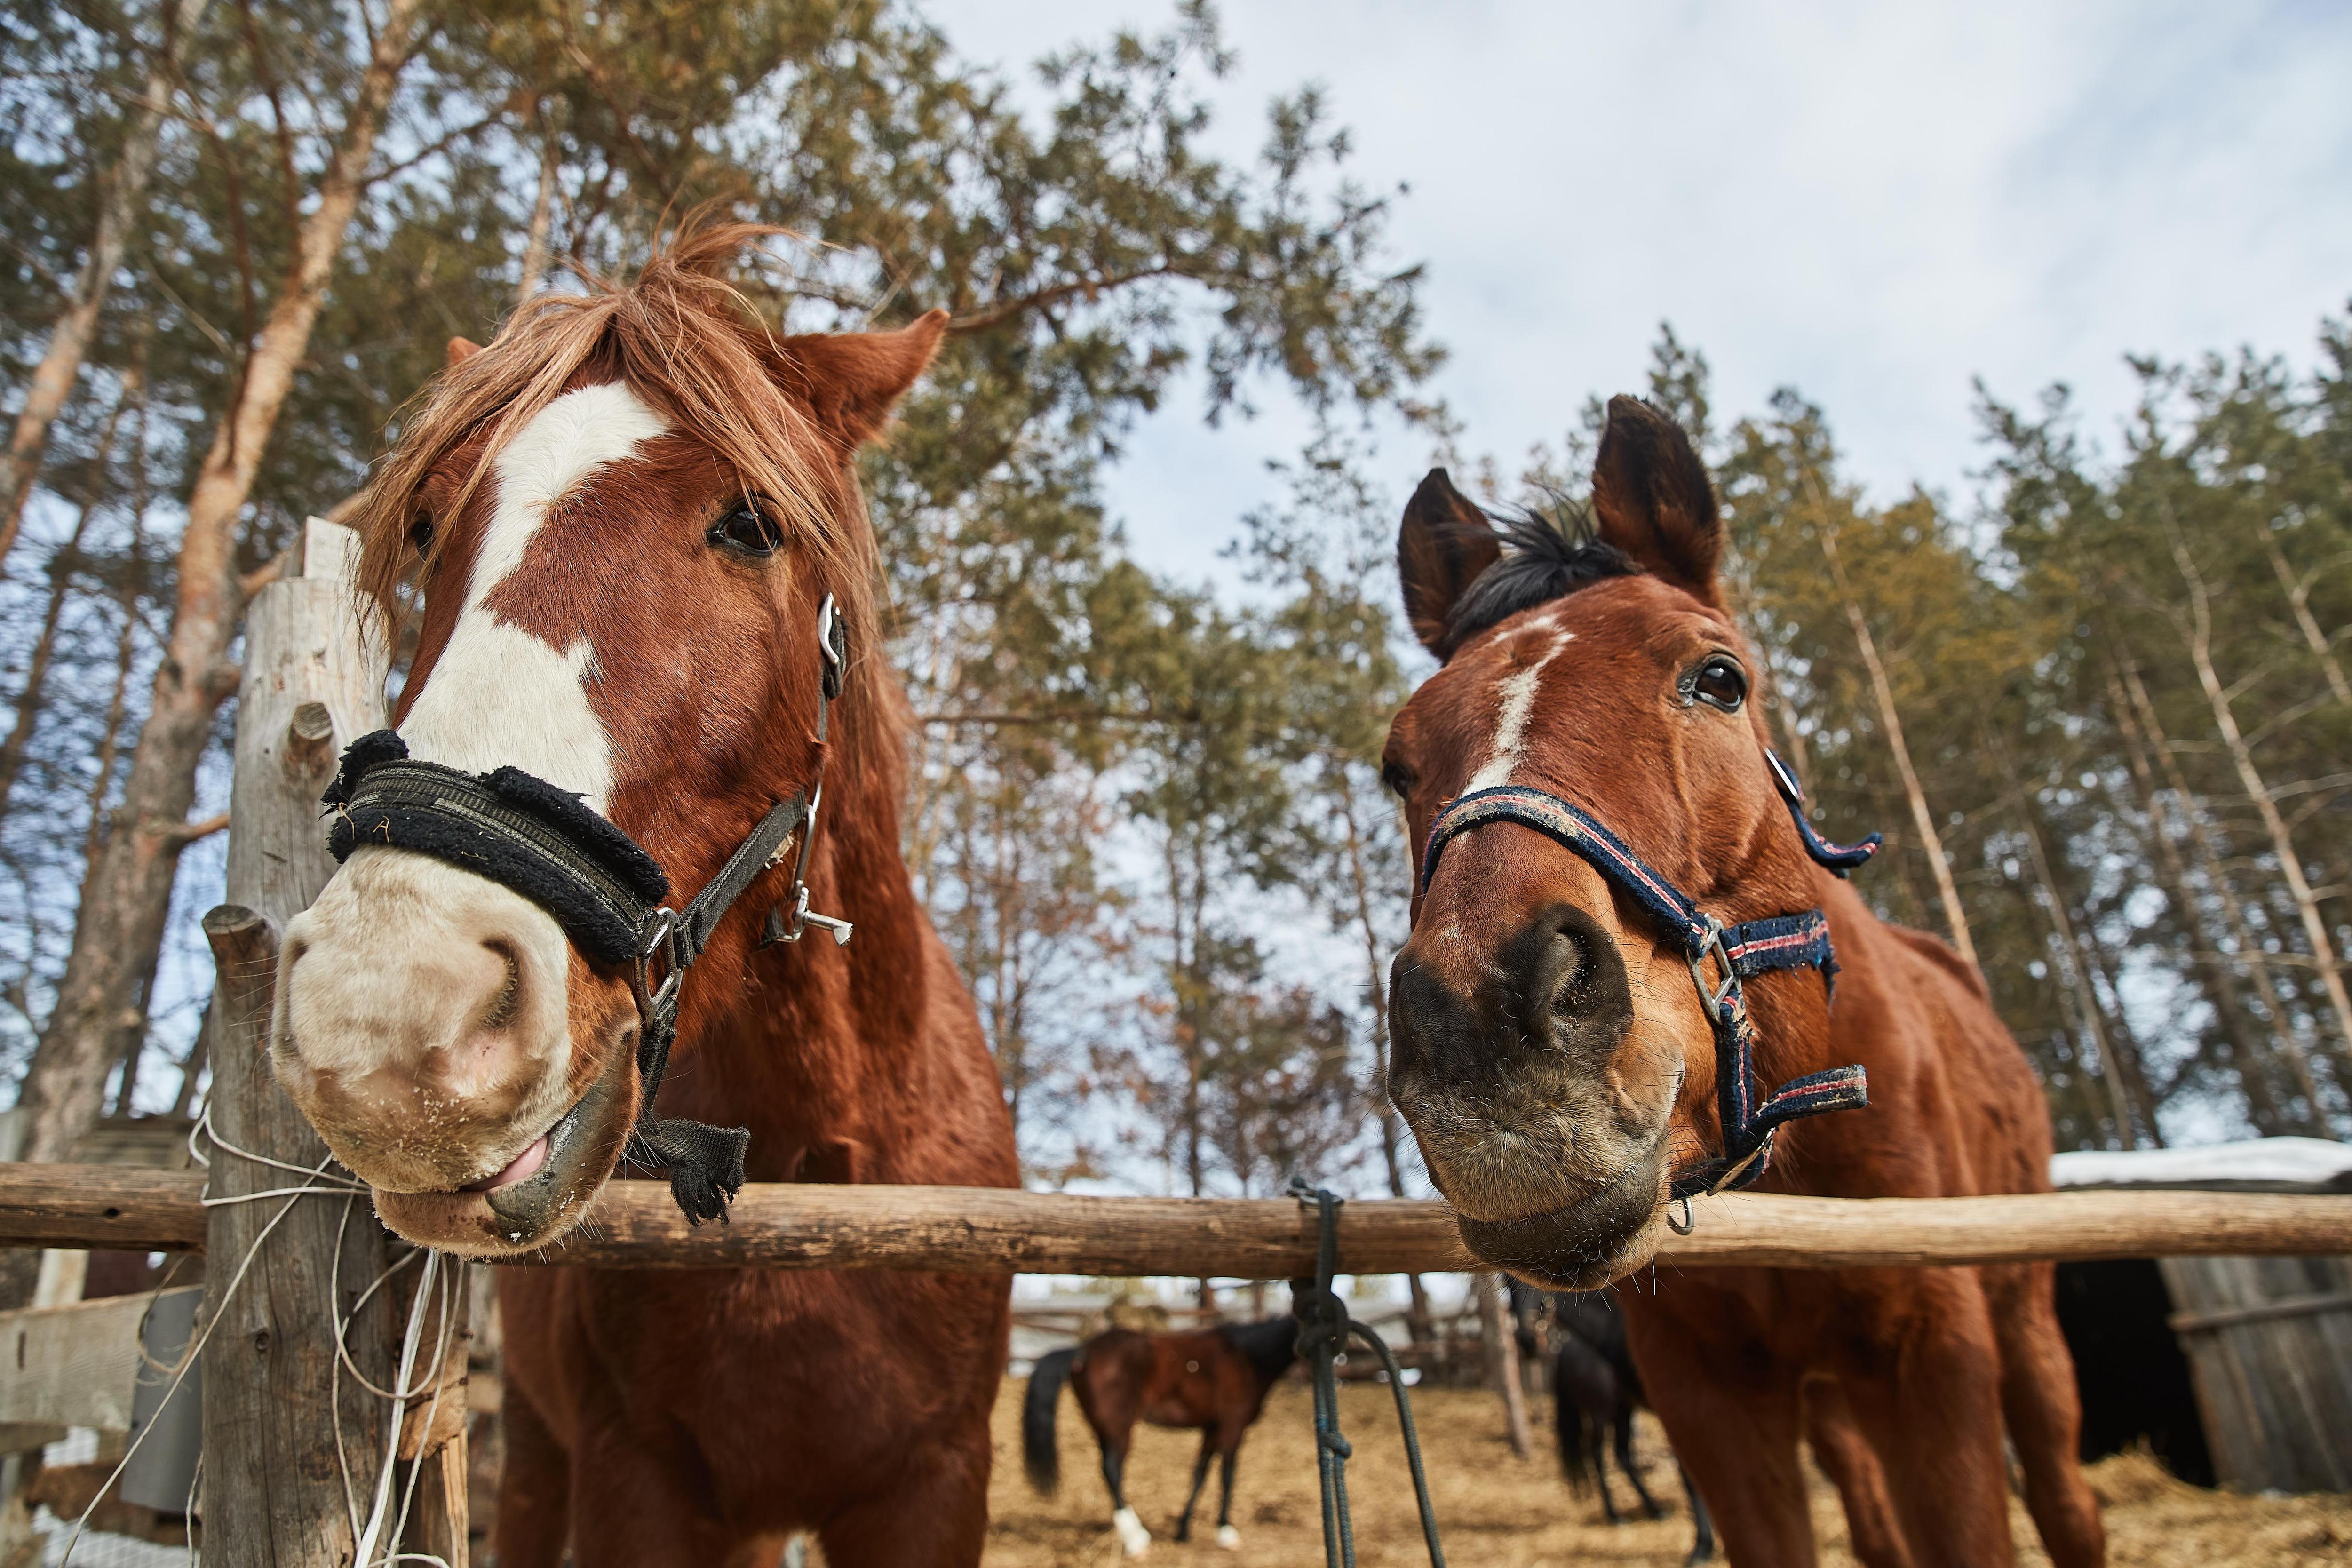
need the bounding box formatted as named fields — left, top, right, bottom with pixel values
left=1215, top=1316, right=1300, bottom=1386
left=1444, top=499, right=1640, bottom=651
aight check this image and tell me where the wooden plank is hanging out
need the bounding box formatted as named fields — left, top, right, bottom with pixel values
left=8, top=1175, right=2351, bottom=1274
left=0, top=1289, right=199, bottom=1431
left=2170, top=1290, right=2352, bottom=1333
left=201, top=527, right=404, bottom=1568
left=0, top=1164, right=205, bottom=1250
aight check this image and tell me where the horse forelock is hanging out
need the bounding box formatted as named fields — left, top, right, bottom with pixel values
left=351, top=219, right=873, bottom=685
left=1441, top=500, right=1641, bottom=657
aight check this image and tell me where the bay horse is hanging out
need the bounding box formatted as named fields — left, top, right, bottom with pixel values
left=1547, top=1289, right=1715, bottom=1562
left=1378, top=397, right=2106, bottom=1567
left=1022, top=1317, right=1298, bottom=1555
left=266, top=224, right=1018, bottom=1565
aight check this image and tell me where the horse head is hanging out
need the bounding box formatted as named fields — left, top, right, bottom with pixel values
left=268, top=223, right=942, bottom=1256
left=1383, top=396, right=1860, bottom=1289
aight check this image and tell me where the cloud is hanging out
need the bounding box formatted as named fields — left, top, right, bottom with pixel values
left=925, top=0, right=2352, bottom=576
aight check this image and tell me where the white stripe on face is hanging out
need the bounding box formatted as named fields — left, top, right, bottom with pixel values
left=397, top=381, right=667, bottom=812
left=1465, top=619, right=1574, bottom=793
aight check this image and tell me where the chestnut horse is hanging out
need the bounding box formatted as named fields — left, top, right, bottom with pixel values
left=267, top=225, right=1017, bottom=1564
left=1379, top=397, right=2106, bottom=1567
left=1022, top=1318, right=1298, bottom=1555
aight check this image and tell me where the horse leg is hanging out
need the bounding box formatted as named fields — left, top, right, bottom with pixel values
left=1985, top=1263, right=2106, bottom=1568
left=1625, top=1311, right=1817, bottom=1567
left=1834, top=1274, right=2018, bottom=1568
left=1800, top=1377, right=1915, bottom=1568
left=1615, top=1404, right=1666, bottom=1520
left=564, top=1418, right=738, bottom=1568
left=1678, top=1462, right=1716, bottom=1566
left=494, top=1378, right=571, bottom=1568
left=1100, top=1421, right=1150, bottom=1557
left=1590, top=1408, right=1621, bottom=1525
left=1174, top=1432, right=1213, bottom=1543
left=815, top=1420, right=993, bottom=1568
left=1213, top=1425, right=1244, bottom=1549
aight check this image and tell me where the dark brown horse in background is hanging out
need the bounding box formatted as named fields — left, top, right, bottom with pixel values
left=1024, top=1318, right=1298, bottom=1556
left=266, top=225, right=1017, bottom=1564
left=1547, top=1289, right=1715, bottom=1563
left=1378, top=397, right=2106, bottom=1566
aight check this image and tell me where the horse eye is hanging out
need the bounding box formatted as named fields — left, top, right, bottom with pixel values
left=1692, top=655, right=1748, bottom=712
left=1382, top=763, right=1415, bottom=801
left=409, top=513, right=434, bottom=556
left=708, top=502, right=781, bottom=557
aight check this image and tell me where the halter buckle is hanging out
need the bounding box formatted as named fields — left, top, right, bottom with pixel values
left=631, top=907, right=683, bottom=1019
left=816, top=593, right=846, bottom=700
left=1685, top=915, right=1739, bottom=1026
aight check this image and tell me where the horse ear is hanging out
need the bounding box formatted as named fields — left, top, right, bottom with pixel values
left=1398, top=467, right=1502, bottom=659
left=446, top=336, right=482, bottom=368
left=773, top=309, right=949, bottom=451
left=1590, top=395, right=1724, bottom=608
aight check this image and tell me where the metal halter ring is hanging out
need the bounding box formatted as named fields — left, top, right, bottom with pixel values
left=1684, top=915, right=1739, bottom=1026
left=631, top=907, right=683, bottom=1018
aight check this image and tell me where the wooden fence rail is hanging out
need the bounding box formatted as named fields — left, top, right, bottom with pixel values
left=3, top=1166, right=2345, bottom=1277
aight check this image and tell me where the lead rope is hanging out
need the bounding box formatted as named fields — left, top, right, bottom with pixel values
left=1287, top=1177, right=1446, bottom=1568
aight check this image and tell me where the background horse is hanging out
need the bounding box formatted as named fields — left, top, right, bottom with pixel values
left=1548, top=1289, right=1715, bottom=1563
left=1378, top=397, right=2106, bottom=1567
left=266, top=224, right=1018, bottom=1565
left=1024, top=1317, right=1298, bottom=1555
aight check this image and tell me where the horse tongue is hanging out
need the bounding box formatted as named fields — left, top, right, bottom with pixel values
left=461, top=1133, right=549, bottom=1193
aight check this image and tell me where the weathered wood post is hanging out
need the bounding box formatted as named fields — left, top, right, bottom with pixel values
left=1474, top=1271, right=1532, bottom=1458
left=199, top=518, right=467, bottom=1562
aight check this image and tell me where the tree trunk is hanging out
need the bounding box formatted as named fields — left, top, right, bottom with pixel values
left=12, top=0, right=431, bottom=1164
left=2119, top=660, right=2332, bottom=1125
left=1995, top=738, right=2144, bottom=1148
left=0, top=0, right=211, bottom=563
left=2168, top=533, right=2352, bottom=1097
left=516, top=113, right=560, bottom=303
left=2261, top=530, right=2352, bottom=706
left=1813, top=509, right=1978, bottom=970
left=1474, top=1271, right=1532, bottom=1459
left=0, top=375, right=133, bottom=814
left=2106, top=664, right=2292, bottom=1132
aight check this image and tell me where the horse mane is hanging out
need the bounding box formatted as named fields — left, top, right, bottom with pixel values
left=1214, top=1316, right=1300, bottom=1385
left=1444, top=498, right=1640, bottom=649
left=349, top=218, right=861, bottom=665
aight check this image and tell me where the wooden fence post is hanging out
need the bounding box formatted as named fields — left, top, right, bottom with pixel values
left=1474, top=1271, right=1532, bottom=1459
left=198, top=519, right=466, bottom=1562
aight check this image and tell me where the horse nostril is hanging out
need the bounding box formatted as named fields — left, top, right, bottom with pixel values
left=477, top=939, right=523, bottom=1032
left=1546, top=927, right=1591, bottom=1018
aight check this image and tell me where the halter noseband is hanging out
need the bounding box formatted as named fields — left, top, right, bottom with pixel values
left=1415, top=748, right=1880, bottom=1201
left=319, top=595, right=857, bottom=1225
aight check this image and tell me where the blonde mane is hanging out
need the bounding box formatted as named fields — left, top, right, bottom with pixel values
left=351, top=221, right=863, bottom=657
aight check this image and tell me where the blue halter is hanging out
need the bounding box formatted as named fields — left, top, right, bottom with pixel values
left=1415, top=749, right=1877, bottom=1201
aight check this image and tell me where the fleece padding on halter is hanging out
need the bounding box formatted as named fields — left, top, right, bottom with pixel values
left=1416, top=772, right=1871, bottom=1200
left=322, top=733, right=668, bottom=965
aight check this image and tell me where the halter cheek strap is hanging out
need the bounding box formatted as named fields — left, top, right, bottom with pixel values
left=319, top=596, right=856, bottom=1225
left=1415, top=748, right=1874, bottom=1201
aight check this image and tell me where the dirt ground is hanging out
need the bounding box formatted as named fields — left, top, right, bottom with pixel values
left=980, top=1379, right=2352, bottom=1567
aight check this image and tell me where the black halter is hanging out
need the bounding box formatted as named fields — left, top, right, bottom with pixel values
left=319, top=596, right=856, bottom=1224
left=1416, top=748, right=1879, bottom=1202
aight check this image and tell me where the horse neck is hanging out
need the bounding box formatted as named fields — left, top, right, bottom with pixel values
left=669, top=664, right=935, bottom=1174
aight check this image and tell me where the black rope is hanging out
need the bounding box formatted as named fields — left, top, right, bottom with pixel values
left=1287, top=1176, right=1446, bottom=1568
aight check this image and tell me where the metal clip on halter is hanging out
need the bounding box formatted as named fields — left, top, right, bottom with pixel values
left=760, top=596, right=854, bottom=948
left=1685, top=914, right=1739, bottom=1027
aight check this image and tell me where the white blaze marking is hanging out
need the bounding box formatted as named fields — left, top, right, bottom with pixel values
left=398, top=381, right=666, bottom=812
left=1465, top=628, right=1574, bottom=792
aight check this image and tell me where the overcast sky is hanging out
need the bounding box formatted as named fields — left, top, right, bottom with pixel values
left=924, top=0, right=2352, bottom=589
